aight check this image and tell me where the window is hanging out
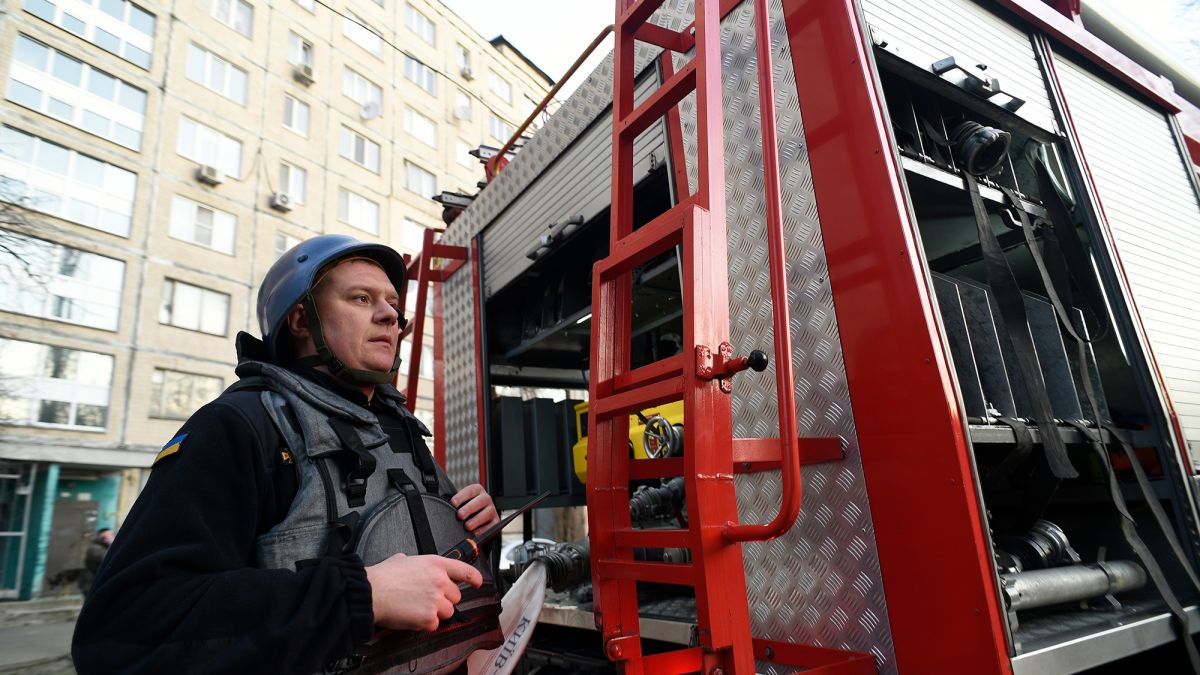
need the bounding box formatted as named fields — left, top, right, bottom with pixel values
left=283, top=95, right=309, bottom=135
left=150, top=368, right=223, bottom=419
left=404, top=56, right=437, bottom=96
left=455, top=43, right=470, bottom=72
left=342, top=68, right=382, bottom=107
left=0, top=126, right=137, bottom=236
left=213, top=0, right=252, bottom=37
left=488, top=71, right=512, bottom=103
left=456, top=139, right=475, bottom=168
left=185, top=43, right=247, bottom=105
left=338, top=127, right=380, bottom=172
left=294, top=0, right=313, bottom=11
left=177, top=117, right=242, bottom=178
left=400, top=217, right=426, bottom=252
left=279, top=162, right=306, bottom=203
left=337, top=187, right=379, bottom=234
left=399, top=341, right=434, bottom=379
left=404, top=161, right=436, bottom=197
left=343, top=15, right=383, bottom=58
left=405, top=4, right=435, bottom=45
left=274, top=232, right=302, bottom=257
left=404, top=107, right=436, bottom=148
left=159, top=279, right=230, bottom=335
left=522, top=95, right=541, bottom=130
left=287, top=32, right=312, bottom=67
left=8, top=34, right=147, bottom=150
left=168, top=195, right=236, bottom=253
left=489, top=113, right=514, bottom=142
left=453, top=89, right=472, bottom=121
left=0, top=338, right=113, bottom=429
left=22, top=0, right=155, bottom=68
left=0, top=233, right=124, bottom=330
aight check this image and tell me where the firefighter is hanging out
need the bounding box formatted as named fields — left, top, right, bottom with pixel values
left=72, top=235, right=501, bottom=674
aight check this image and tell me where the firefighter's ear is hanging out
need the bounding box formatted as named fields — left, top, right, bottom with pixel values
left=286, top=303, right=310, bottom=339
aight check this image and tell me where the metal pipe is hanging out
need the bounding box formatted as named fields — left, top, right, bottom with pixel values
left=724, top=0, right=801, bottom=543
left=1000, top=561, right=1146, bottom=612
left=486, top=24, right=615, bottom=179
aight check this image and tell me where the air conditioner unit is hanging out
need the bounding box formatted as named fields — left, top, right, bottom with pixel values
left=195, top=164, right=224, bottom=186
left=293, top=64, right=315, bottom=86
left=460, top=65, right=474, bottom=81
left=360, top=101, right=381, bottom=121
left=269, top=192, right=293, bottom=212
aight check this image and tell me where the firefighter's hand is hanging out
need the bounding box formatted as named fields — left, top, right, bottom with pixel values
left=365, top=553, right=482, bottom=632
left=451, top=483, right=499, bottom=535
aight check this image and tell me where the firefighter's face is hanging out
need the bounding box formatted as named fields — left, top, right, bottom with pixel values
left=289, top=259, right=401, bottom=375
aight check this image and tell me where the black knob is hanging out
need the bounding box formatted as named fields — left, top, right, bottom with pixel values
left=747, top=350, right=769, bottom=372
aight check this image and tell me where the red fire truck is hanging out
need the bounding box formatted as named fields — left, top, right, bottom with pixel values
left=402, top=0, right=1200, bottom=672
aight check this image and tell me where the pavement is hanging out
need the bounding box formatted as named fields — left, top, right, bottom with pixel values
left=0, top=598, right=80, bottom=674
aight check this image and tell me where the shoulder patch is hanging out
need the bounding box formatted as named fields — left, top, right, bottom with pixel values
left=154, top=433, right=188, bottom=466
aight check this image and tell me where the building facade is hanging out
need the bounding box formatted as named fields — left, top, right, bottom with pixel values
left=0, top=0, right=552, bottom=599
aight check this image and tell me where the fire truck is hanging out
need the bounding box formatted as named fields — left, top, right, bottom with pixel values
left=400, top=0, right=1200, bottom=672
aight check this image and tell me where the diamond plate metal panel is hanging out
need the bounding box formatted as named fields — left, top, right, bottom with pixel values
left=669, top=1, right=896, bottom=671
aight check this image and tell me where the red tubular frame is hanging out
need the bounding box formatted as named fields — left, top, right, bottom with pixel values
left=781, top=0, right=1009, bottom=672
left=723, top=0, right=801, bottom=545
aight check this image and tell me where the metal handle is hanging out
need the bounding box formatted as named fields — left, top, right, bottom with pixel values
left=723, top=0, right=801, bottom=544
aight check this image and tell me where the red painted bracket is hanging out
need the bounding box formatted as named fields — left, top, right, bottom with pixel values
left=753, top=639, right=877, bottom=675
left=733, top=436, right=843, bottom=472
left=696, top=341, right=753, bottom=393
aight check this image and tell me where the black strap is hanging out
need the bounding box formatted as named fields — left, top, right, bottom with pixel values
left=1033, top=161, right=1109, bottom=342
left=1062, top=420, right=1200, bottom=673
left=329, top=418, right=379, bottom=508
left=388, top=469, right=437, bottom=555
left=984, top=416, right=1034, bottom=491
left=965, top=173, right=1078, bottom=480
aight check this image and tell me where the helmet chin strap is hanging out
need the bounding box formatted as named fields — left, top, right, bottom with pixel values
left=293, top=294, right=401, bottom=386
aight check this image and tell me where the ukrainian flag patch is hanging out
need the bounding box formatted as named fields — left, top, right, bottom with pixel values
left=154, top=433, right=188, bottom=466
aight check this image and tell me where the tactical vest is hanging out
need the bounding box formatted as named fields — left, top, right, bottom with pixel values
left=229, top=361, right=503, bottom=674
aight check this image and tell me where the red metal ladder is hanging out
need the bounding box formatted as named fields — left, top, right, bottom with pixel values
left=585, top=0, right=825, bottom=673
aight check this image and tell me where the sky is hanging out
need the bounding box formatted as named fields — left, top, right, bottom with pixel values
left=442, top=1, right=1200, bottom=104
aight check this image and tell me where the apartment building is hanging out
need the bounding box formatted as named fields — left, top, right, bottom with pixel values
left=0, top=0, right=553, bottom=599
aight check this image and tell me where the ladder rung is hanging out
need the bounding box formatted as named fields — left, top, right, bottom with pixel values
left=611, top=354, right=685, bottom=395
left=635, top=22, right=692, bottom=53
left=618, top=0, right=669, bottom=31
left=615, top=527, right=689, bottom=549
left=629, top=457, right=683, bottom=480
left=592, top=376, right=683, bottom=420
left=619, top=58, right=697, bottom=143
left=598, top=559, right=695, bottom=586
left=598, top=203, right=693, bottom=280
left=642, top=647, right=704, bottom=674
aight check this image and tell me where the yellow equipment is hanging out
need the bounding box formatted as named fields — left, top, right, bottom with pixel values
left=571, top=400, right=684, bottom=484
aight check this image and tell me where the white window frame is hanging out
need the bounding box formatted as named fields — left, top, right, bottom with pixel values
left=7, top=34, right=148, bottom=151
left=0, top=126, right=137, bottom=237
left=212, top=0, right=253, bottom=37
left=337, top=187, right=380, bottom=234
left=338, top=126, right=380, bottom=173
left=489, top=113, right=514, bottom=142
left=293, top=0, right=314, bottom=12
left=404, top=56, right=437, bottom=96
left=287, top=32, right=313, bottom=67
left=453, top=89, right=472, bottom=121
left=149, top=367, right=223, bottom=420
left=342, top=67, right=382, bottom=107
left=283, top=95, right=309, bottom=136
left=455, top=43, right=470, bottom=72
left=275, top=231, right=302, bottom=257
left=405, top=4, right=435, bottom=45
left=456, top=139, right=475, bottom=168
left=279, top=161, right=307, bottom=204
left=20, top=0, right=155, bottom=68
left=343, top=15, right=383, bottom=58
left=168, top=194, right=236, bottom=254
left=488, top=71, right=512, bottom=103
left=404, top=161, right=436, bottom=198
left=159, top=278, right=230, bottom=335
left=177, top=116, right=242, bottom=178
left=0, top=232, right=124, bottom=330
left=404, top=107, right=437, bottom=148
left=0, top=339, right=114, bottom=430
left=185, top=43, right=247, bottom=105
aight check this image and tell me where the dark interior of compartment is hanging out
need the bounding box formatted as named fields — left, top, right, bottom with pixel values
left=879, top=55, right=1200, bottom=652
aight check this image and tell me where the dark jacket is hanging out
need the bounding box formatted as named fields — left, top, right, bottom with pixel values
left=78, top=538, right=110, bottom=596
left=71, top=341, right=435, bottom=674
